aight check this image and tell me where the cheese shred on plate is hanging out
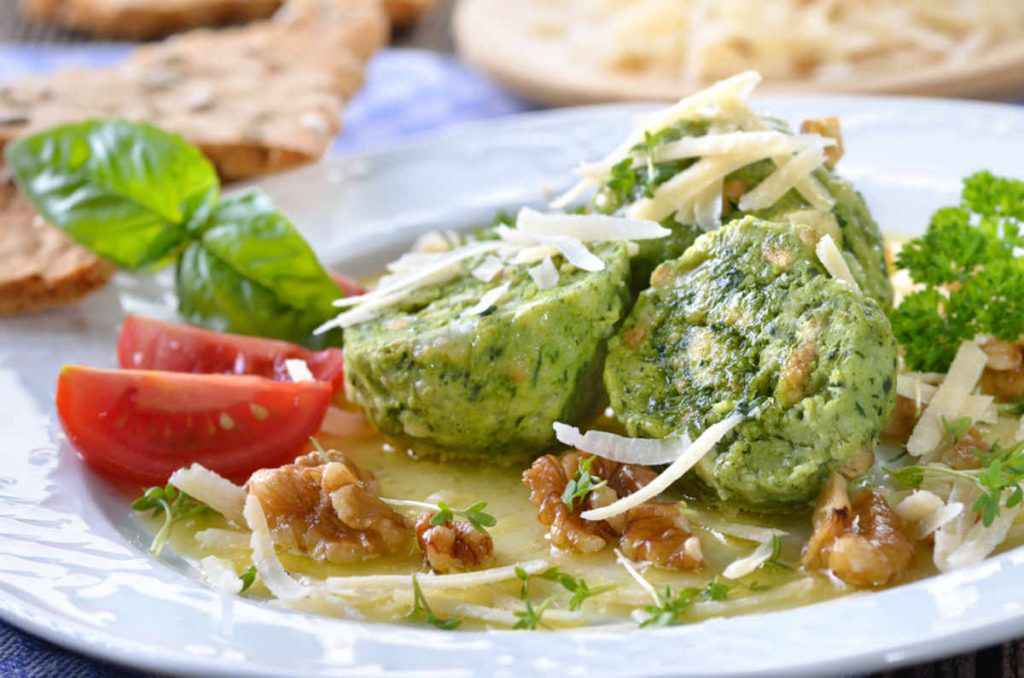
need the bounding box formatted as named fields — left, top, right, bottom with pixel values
left=169, top=464, right=246, bottom=526
left=907, top=341, right=988, bottom=457
left=244, top=494, right=308, bottom=601
left=581, top=412, right=745, bottom=521
left=815, top=234, right=861, bottom=292
left=722, top=540, right=774, bottom=579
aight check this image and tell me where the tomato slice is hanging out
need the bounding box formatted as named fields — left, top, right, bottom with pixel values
left=57, top=366, right=331, bottom=485
left=118, top=315, right=345, bottom=392
left=331, top=272, right=366, bottom=298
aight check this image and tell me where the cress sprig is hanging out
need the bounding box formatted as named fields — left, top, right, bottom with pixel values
left=430, top=501, right=497, bottom=535
left=131, top=483, right=214, bottom=555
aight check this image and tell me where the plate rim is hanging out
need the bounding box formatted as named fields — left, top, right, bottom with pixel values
left=3, top=95, right=1024, bottom=677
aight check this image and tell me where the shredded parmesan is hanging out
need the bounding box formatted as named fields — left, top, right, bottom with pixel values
left=169, top=464, right=246, bottom=526
left=613, top=548, right=661, bottom=606
left=471, top=256, right=504, bottom=283
left=738, top=145, right=828, bottom=212
left=815, top=234, right=861, bottom=292
left=651, top=131, right=826, bottom=163
left=284, top=359, right=314, bottom=383
left=461, top=282, right=511, bottom=318
left=722, top=540, right=774, bottom=579
left=940, top=502, right=1021, bottom=572
left=323, top=559, right=549, bottom=594
left=199, top=555, right=244, bottom=594
left=195, top=528, right=250, bottom=550
left=243, top=494, right=308, bottom=601
left=517, top=207, right=670, bottom=241
left=320, top=407, right=371, bottom=438
left=553, top=422, right=690, bottom=465
left=683, top=509, right=786, bottom=543
left=581, top=412, right=745, bottom=521
left=907, top=341, right=989, bottom=456
left=529, top=256, right=560, bottom=290
left=895, top=490, right=964, bottom=540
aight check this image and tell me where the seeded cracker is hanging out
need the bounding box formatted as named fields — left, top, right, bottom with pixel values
left=19, top=0, right=431, bottom=39
left=0, top=178, right=115, bottom=316
left=1, top=0, right=388, bottom=180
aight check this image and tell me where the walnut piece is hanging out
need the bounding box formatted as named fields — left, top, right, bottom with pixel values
left=800, top=117, right=844, bottom=168
left=415, top=513, right=494, bottom=573
left=803, top=473, right=914, bottom=588
left=979, top=338, right=1024, bottom=402
left=247, top=449, right=410, bottom=563
left=522, top=451, right=701, bottom=571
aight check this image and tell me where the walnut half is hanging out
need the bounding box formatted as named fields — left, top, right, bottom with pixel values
left=522, top=451, right=701, bottom=571
left=415, top=513, right=494, bottom=574
left=247, top=449, right=411, bottom=563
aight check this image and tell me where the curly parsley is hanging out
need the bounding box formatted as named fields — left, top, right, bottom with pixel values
left=890, top=171, right=1024, bottom=372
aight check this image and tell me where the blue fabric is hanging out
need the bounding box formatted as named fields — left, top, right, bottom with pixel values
left=0, top=44, right=529, bottom=675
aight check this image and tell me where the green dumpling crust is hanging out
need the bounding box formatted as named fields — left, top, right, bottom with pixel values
left=343, top=243, right=632, bottom=462
left=604, top=217, right=898, bottom=509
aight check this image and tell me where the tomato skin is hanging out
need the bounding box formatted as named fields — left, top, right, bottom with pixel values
left=57, top=366, right=331, bottom=485
left=117, top=315, right=345, bottom=392
left=331, top=272, right=366, bottom=297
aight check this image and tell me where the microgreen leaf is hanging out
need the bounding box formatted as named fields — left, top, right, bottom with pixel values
left=408, top=575, right=461, bottom=631
left=513, top=597, right=551, bottom=630
left=539, top=567, right=615, bottom=611
left=561, top=457, right=608, bottom=511
left=239, top=565, right=257, bottom=593
left=640, top=586, right=700, bottom=627
left=429, top=501, right=497, bottom=535
left=131, top=483, right=214, bottom=555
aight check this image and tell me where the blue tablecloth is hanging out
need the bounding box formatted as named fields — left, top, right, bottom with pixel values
left=0, top=45, right=529, bottom=677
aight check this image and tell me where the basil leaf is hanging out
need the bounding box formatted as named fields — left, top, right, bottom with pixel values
left=5, top=120, right=218, bottom=269
left=176, top=191, right=343, bottom=347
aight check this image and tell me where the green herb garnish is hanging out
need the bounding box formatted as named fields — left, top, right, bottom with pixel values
left=540, top=567, right=616, bottom=611
left=430, top=501, right=497, bottom=535
left=561, top=457, right=608, bottom=511
left=702, top=577, right=730, bottom=602
left=889, top=440, right=1024, bottom=526
left=513, top=598, right=551, bottom=630
left=638, top=579, right=731, bottom=627
left=131, top=484, right=213, bottom=555
left=942, top=415, right=974, bottom=442
left=5, top=121, right=345, bottom=347
left=764, top=535, right=792, bottom=571
left=408, top=575, right=461, bottom=630
left=239, top=565, right=257, bottom=593
left=890, top=171, right=1024, bottom=372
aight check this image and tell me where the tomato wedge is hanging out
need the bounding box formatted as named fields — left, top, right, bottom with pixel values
left=57, top=366, right=331, bottom=485
left=118, top=315, right=345, bottom=392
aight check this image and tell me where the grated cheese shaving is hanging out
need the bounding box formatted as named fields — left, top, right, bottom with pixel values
left=815, top=234, right=861, bottom=292
left=651, top=131, right=829, bottom=163
left=199, top=555, right=244, bottom=595
left=683, top=508, right=786, bottom=543
left=529, top=256, right=560, bottom=290
left=169, top=464, right=246, bottom=526
left=627, top=154, right=764, bottom=223
left=739, top=144, right=826, bottom=212
left=517, top=207, right=670, bottom=241
left=907, top=341, right=988, bottom=457
left=581, top=411, right=745, bottom=521
left=284, top=358, right=314, bottom=383
left=320, top=407, right=371, bottom=438
left=460, top=282, right=511, bottom=318
left=195, top=528, right=250, bottom=550
left=895, top=490, right=964, bottom=540
left=553, top=422, right=691, bottom=465
left=690, top=179, right=723, bottom=232
left=323, top=559, right=549, bottom=594
left=244, top=494, right=308, bottom=601
left=471, top=256, right=505, bottom=283
left=722, top=540, right=774, bottom=579
left=613, top=548, right=661, bottom=606
left=940, top=501, right=1021, bottom=572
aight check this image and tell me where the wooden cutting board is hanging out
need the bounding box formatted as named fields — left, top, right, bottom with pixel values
left=454, top=0, right=1024, bottom=105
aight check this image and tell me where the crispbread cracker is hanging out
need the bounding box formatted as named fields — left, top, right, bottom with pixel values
left=0, top=179, right=115, bottom=315
left=20, top=0, right=281, bottom=40
left=2, top=0, right=388, bottom=180
left=20, top=0, right=430, bottom=38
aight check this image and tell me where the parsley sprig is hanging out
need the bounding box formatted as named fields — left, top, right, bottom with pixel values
left=430, top=501, right=497, bottom=534
left=408, top=575, right=461, bottom=631
left=131, top=484, right=214, bottom=555
left=890, top=171, right=1024, bottom=372
left=889, top=440, right=1024, bottom=526
left=562, top=457, right=608, bottom=511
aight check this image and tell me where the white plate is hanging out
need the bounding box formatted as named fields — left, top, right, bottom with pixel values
left=2, top=96, right=1023, bottom=677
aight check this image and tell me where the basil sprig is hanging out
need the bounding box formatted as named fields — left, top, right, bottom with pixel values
left=6, top=120, right=343, bottom=346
